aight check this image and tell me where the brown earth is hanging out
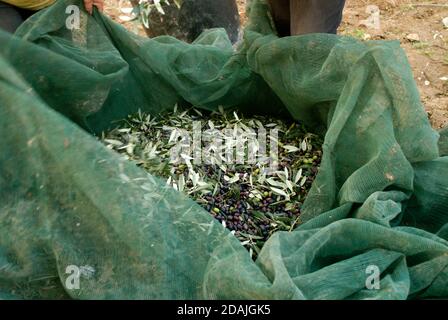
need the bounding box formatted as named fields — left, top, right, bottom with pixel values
left=340, top=0, right=448, bottom=130
left=104, top=0, right=448, bottom=130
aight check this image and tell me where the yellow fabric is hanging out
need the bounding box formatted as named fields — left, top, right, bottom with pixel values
left=2, top=0, right=55, bottom=10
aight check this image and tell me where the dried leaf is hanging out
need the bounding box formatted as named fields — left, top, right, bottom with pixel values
left=301, top=140, right=307, bottom=151
left=104, top=139, right=124, bottom=146
left=294, top=169, right=303, bottom=184
left=300, top=176, right=307, bottom=187
left=283, top=145, right=300, bottom=153
left=270, top=187, right=289, bottom=198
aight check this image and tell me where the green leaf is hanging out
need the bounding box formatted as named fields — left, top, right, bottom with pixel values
left=283, top=145, right=300, bottom=153
left=270, top=187, right=289, bottom=198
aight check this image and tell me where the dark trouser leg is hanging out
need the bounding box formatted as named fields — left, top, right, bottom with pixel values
left=290, top=0, right=346, bottom=35
left=0, top=1, right=24, bottom=34
left=268, top=0, right=346, bottom=36
left=267, top=0, right=291, bottom=37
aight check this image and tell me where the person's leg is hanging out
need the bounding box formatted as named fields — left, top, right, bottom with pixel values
left=267, top=0, right=290, bottom=37
left=290, top=0, right=346, bottom=35
left=0, top=1, right=25, bottom=34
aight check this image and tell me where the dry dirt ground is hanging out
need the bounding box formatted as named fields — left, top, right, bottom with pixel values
left=340, top=0, right=448, bottom=130
left=104, top=0, right=448, bottom=130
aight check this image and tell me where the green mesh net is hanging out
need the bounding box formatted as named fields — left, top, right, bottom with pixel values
left=0, top=0, right=447, bottom=299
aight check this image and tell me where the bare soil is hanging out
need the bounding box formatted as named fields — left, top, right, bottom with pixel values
left=340, top=0, right=448, bottom=130
left=104, top=0, right=448, bottom=130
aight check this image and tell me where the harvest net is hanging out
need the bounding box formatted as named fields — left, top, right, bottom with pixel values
left=0, top=0, right=447, bottom=299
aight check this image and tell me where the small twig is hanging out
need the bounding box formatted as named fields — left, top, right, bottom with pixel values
left=410, top=3, right=448, bottom=8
